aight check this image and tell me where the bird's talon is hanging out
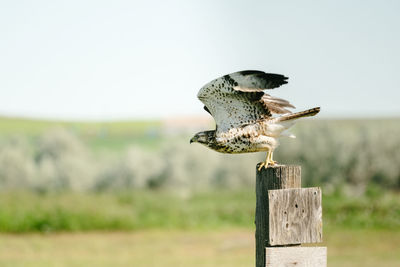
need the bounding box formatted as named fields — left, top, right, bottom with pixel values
left=258, top=162, right=266, bottom=171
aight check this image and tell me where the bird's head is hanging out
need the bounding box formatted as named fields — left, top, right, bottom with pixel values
left=190, top=130, right=215, bottom=145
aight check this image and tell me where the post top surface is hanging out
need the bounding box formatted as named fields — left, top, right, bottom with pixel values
left=256, top=164, right=301, bottom=170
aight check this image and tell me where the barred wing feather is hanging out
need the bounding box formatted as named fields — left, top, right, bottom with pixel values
left=197, top=70, right=294, bottom=133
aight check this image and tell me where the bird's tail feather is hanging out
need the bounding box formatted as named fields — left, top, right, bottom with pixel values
left=274, top=107, right=320, bottom=122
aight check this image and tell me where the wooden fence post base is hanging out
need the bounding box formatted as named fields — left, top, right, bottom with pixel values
left=255, top=165, right=301, bottom=267
left=255, top=164, right=326, bottom=267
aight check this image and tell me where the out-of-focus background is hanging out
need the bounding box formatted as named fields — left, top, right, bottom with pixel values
left=1, top=1, right=399, bottom=267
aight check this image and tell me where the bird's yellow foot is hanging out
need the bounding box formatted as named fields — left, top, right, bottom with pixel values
left=258, top=160, right=279, bottom=171
left=258, top=151, right=277, bottom=171
left=258, top=162, right=266, bottom=171
left=258, top=160, right=276, bottom=171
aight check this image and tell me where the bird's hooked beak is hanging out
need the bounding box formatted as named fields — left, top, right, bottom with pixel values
left=190, top=135, right=197, bottom=144
left=190, top=132, right=208, bottom=144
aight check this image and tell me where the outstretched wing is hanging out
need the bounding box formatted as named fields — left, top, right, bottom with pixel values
left=197, top=70, right=294, bottom=133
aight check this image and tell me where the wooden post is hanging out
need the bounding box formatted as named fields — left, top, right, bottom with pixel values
left=255, top=164, right=326, bottom=267
left=255, top=165, right=301, bottom=267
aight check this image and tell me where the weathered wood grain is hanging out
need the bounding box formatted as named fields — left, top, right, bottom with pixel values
left=265, top=247, right=327, bottom=267
left=255, top=165, right=301, bottom=267
left=268, top=187, right=322, bottom=246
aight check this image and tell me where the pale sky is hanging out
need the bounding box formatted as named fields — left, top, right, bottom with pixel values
left=1, top=0, right=399, bottom=120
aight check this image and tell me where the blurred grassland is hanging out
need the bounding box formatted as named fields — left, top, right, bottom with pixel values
left=0, top=116, right=161, bottom=136
left=0, top=116, right=163, bottom=151
left=0, top=190, right=399, bottom=232
left=0, top=116, right=399, bottom=266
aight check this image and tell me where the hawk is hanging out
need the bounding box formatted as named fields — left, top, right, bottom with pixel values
left=190, top=70, right=320, bottom=170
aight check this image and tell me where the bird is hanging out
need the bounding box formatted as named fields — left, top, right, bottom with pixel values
left=189, top=70, right=320, bottom=171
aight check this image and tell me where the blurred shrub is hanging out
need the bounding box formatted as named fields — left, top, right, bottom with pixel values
left=0, top=119, right=399, bottom=194
left=0, top=137, right=36, bottom=191
left=94, top=147, right=163, bottom=191
left=276, top=120, right=400, bottom=194
left=34, top=128, right=98, bottom=192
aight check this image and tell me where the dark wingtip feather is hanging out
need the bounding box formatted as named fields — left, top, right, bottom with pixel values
left=236, top=70, right=289, bottom=89
left=238, top=70, right=265, bottom=76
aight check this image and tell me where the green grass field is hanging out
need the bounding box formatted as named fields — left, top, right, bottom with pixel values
left=0, top=190, right=397, bottom=266
left=0, top=229, right=399, bottom=267
left=0, top=191, right=397, bottom=266
left=0, top=190, right=399, bottom=232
